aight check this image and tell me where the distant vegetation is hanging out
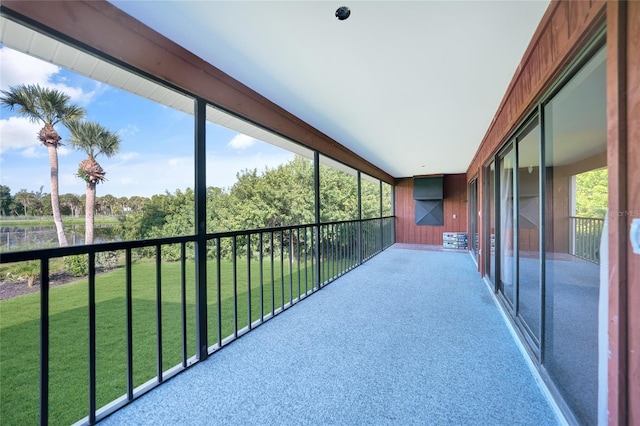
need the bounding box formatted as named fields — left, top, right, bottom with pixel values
left=1, top=156, right=390, bottom=254
left=575, top=167, right=608, bottom=218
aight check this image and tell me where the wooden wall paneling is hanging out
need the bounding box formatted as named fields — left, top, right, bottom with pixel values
left=394, top=175, right=467, bottom=245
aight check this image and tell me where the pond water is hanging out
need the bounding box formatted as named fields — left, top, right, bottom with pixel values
left=0, top=224, right=121, bottom=252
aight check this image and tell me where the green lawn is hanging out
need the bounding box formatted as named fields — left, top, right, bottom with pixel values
left=0, top=252, right=329, bottom=426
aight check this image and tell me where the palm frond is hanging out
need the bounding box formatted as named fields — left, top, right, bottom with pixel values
left=0, top=83, right=85, bottom=126
left=67, top=120, right=122, bottom=160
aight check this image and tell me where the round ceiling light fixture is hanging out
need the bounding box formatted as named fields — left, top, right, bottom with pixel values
left=335, top=6, right=351, bottom=20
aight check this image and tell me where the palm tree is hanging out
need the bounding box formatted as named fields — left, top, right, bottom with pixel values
left=60, top=193, right=82, bottom=217
left=66, top=120, right=121, bottom=244
left=13, top=189, right=34, bottom=217
left=0, top=84, right=85, bottom=247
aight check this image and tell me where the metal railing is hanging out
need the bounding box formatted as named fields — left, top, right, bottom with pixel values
left=0, top=216, right=394, bottom=425
left=569, top=216, right=604, bottom=264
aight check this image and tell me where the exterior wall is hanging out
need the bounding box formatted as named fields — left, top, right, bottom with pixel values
left=467, top=1, right=639, bottom=424
left=395, top=174, right=467, bottom=245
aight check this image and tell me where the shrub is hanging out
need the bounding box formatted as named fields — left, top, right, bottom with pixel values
left=64, top=255, right=88, bottom=277
left=96, top=251, right=119, bottom=270
left=3, top=261, right=40, bottom=286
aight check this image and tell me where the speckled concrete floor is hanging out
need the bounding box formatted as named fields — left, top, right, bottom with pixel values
left=100, top=248, right=559, bottom=426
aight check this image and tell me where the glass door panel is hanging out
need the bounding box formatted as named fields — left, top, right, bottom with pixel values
left=517, top=118, right=541, bottom=341
left=485, top=161, right=496, bottom=287
left=543, top=45, right=606, bottom=425
left=469, top=179, right=478, bottom=260
left=498, top=144, right=516, bottom=307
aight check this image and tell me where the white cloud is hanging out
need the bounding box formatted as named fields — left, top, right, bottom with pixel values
left=0, top=116, right=40, bottom=152
left=118, top=124, right=140, bottom=138
left=0, top=46, right=99, bottom=105
left=50, top=81, right=103, bottom=106
left=168, top=158, right=182, bottom=166
left=0, top=47, right=59, bottom=90
left=0, top=116, right=76, bottom=158
left=115, top=152, right=139, bottom=161
left=227, top=134, right=256, bottom=151
left=21, top=146, right=42, bottom=158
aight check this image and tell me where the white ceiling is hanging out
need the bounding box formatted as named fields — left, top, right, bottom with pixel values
left=107, top=0, right=550, bottom=178
left=116, top=1, right=548, bottom=178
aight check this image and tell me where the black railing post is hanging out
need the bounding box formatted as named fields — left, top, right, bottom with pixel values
left=39, top=258, right=49, bottom=426
left=125, top=249, right=134, bottom=401
left=155, top=245, right=163, bottom=383
left=357, top=171, right=363, bottom=265
left=232, top=236, right=238, bottom=337
left=247, top=236, right=252, bottom=330
left=379, top=180, right=384, bottom=251
left=88, top=252, right=96, bottom=424
left=270, top=231, right=275, bottom=314
left=180, top=243, right=188, bottom=367
left=216, top=238, right=222, bottom=348
left=280, top=230, right=285, bottom=308
left=194, top=98, right=208, bottom=360
left=259, top=233, right=264, bottom=321
left=304, top=228, right=308, bottom=294
left=314, top=151, right=322, bottom=289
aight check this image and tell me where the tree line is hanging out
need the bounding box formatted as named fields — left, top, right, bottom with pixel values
left=118, top=155, right=389, bottom=239
left=0, top=185, right=149, bottom=218
left=114, top=155, right=389, bottom=260
left=1, top=154, right=390, bottom=264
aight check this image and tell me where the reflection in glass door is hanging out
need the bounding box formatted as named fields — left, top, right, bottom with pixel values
left=485, top=161, right=496, bottom=288
left=543, top=45, right=606, bottom=425
left=469, top=179, right=478, bottom=260
left=517, top=118, right=541, bottom=341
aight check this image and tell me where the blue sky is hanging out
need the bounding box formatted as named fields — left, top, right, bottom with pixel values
left=0, top=45, right=294, bottom=198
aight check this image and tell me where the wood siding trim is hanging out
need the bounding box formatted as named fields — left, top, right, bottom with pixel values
left=0, top=0, right=394, bottom=185
left=607, top=2, right=628, bottom=424
left=395, top=174, right=467, bottom=245
left=622, top=2, right=640, bottom=424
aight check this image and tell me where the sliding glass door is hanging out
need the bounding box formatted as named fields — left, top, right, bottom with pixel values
left=483, top=40, right=606, bottom=425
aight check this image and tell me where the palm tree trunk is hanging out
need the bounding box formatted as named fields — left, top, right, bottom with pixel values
left=85, top=181, right=96, bottom=245
left=48, top=145, right=68, bottom=247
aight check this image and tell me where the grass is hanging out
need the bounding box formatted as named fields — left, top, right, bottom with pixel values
left=0, top=250, right=350, bottom=426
